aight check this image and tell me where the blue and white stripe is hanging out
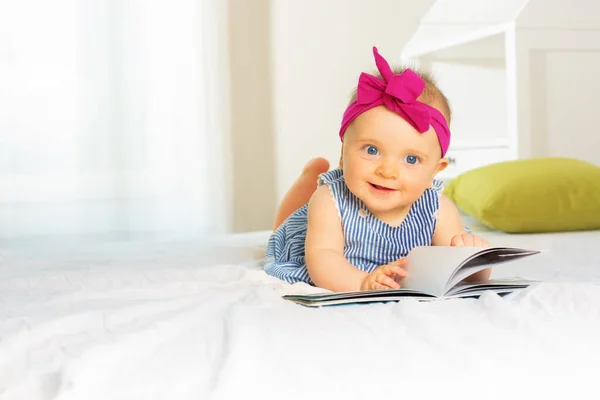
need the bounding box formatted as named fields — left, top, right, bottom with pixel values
left=264, top=169, right=443, bottom=285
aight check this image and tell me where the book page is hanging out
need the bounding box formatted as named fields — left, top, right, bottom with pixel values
left=446, top=279, right=537, bottom=297
left=401, top=246, right=489, bottom=297
left=283, top=290, right=437, bottom=307
left=446, top=249, right=540, bottom=290
left=283, top=288, right=428, bottom=302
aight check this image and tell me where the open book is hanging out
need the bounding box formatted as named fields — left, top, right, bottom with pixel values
left=283, top=246, right=541, bottom=307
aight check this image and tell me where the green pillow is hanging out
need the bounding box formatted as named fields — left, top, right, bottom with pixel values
left=444, top=157, right=600, bottom=233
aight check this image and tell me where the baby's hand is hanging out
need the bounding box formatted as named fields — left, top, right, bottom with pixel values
left=360, top=259, right=408, bottom=291
left=450, top=234, right=490, bottom=248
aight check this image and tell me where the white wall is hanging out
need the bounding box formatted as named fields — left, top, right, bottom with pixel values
left=533, top=50, right=600, bottom=165
left=228, top=0, right=277, bottom=233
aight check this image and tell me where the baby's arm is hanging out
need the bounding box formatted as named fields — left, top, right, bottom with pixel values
left=432, top=195, right=491, bottom=282
left=305, top=185, right=368, bottom=292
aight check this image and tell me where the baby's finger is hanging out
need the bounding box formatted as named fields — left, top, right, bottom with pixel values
left=395, top=258, right=408, bottom=266
left=475, top=236, right=487, bottom=247
left=393, top=267, right=407, bottom=278
left=372, top=282, right=387, bottom=291
left=376, top=274, right=400, bottom=289
left=462, top=235, right=475, bottom=246
left=450, top=235, right=465, bottom=247
left=392, top=273, right=405, bottom=285
left=482, top=238, right=490, bottom=247
left=382, top=264, right=407, bottom=277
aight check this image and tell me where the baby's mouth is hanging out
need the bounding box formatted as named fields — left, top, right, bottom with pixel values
left=369, top=182, right=395, bottom=191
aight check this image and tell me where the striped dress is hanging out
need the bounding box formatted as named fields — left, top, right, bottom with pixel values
left=264, top=168, right=443, bottom=284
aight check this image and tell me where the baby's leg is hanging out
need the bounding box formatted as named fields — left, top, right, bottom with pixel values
left=273, top=157, right=330, bottom=230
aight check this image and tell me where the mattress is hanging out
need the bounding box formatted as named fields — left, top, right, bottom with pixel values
left=1, top=225, right=600, bottom=400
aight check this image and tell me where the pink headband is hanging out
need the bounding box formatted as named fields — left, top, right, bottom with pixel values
left=339, top=47, right=451, bottom=157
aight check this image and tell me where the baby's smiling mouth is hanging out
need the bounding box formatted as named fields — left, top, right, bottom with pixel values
left=369, top=182, right=396, bottom=191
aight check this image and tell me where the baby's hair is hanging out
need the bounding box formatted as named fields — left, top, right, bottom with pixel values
left=349, top=65, right=452, bottom=123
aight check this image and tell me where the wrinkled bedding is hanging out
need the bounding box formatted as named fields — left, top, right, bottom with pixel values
left=1, top=227, right=600, bottom=400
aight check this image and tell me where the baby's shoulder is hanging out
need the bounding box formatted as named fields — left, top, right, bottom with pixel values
left=314, top=168, right=349, bottom=217
left=317, top=168, right=345, bottom=186
left=429, top=179, right=444, bottom=193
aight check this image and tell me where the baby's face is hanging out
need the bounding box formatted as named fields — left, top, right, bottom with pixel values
left=341, top=105, right=448, bottom=224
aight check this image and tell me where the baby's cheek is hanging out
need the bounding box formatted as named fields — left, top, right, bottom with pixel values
left=402, top=175, right=429, bottom=195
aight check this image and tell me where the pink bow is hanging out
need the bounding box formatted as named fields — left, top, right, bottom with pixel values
left=339, top=47, right=450, bottom=157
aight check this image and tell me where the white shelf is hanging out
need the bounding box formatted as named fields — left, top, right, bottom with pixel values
left=401, top=24, right=509, bottom=61
left=419, top=0, right=527, bottom=25
left=403, top=0, right=600, bottom=173
left=402, top=0, right=600, bottom=61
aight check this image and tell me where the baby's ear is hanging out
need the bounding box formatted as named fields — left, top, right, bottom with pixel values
left=338, top=147, right=343, bottom=168
left=434, top=157, right=449, bottom=176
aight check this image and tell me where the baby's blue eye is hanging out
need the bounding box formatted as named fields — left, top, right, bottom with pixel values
left=365, top=145, right=379, bottom=155
left=405, top=155, right=419, bottom=165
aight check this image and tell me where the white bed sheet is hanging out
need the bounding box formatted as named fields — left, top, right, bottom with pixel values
left=1, top=226, right=600, bottom=400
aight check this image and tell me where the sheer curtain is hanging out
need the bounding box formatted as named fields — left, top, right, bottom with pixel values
left=0, top=0, right=229, bottom=242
